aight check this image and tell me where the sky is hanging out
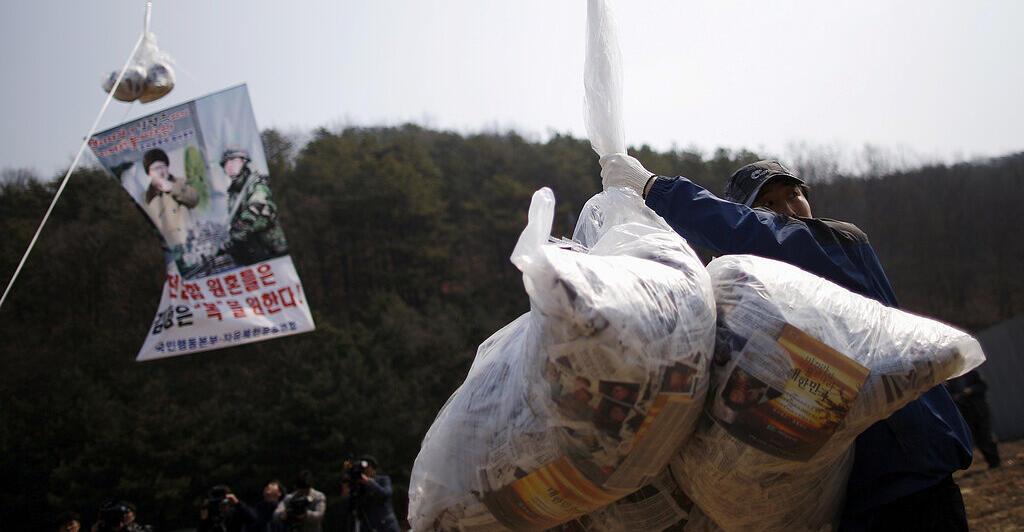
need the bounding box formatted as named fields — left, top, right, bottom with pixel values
left=1, top=0, right=1022, bottom=177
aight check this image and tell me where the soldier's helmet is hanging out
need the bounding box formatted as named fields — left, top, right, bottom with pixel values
left=220, top=146, right=250, bottom=167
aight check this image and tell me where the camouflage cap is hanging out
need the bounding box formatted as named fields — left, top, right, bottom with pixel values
left=220, top=146, right=250, bottom=166
left=724, top=160, right=805, bottom=206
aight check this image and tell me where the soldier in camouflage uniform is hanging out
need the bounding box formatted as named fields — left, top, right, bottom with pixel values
left=221, top=147, right=288, bottom=265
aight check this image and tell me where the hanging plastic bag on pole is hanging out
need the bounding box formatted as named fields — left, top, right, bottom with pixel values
left=408, top=188, right=715, bottom=531
left=102, top=64, right=147, bottom=103
left=671, top=255, right=986, bottom=531
left=137, top=33, right=176, bottom=102
left=101, top=5, right=175, bottom=104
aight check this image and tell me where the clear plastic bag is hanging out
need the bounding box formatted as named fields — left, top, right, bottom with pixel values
left=584, top=0, right=625, bottom=158
left=103, top=64, right=147, bottom=103
left=102, top=32, right=175, bottom=103
left=672, top=255, right=985, bottom=531
left=408, top=188, right=715, bottom=530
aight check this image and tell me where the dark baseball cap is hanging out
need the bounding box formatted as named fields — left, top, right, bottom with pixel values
left=724, top=160, right=805, bottom=206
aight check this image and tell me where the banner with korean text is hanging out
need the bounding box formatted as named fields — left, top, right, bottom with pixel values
left=89, top=84, right=314, bottom=361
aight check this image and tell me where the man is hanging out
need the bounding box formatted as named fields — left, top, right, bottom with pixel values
left=601, top=154, right=973, bottom=531
left=121, top=503, right=153, bottom=532
left=946, top=370, right=1001, bottom=468
left=92, top=500, right=133, bottom=532
left=55, top=512, right=81, bottom=532
left=250, top=480, right=286, bottom=532
left=221, top=147, right=288, bottom=265
left=142, top=148, right=198, bottom=248
left=338, top=456, right=400, bottom=532
left=274, top=470, right=326, bottom=532
left=198, top=485, right=257, bottom=532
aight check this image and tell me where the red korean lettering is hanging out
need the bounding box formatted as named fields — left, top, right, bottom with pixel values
left=278, top=286, right=297, bottom=308
left=201, top=302, right=223, bottom=321
left=182, top=282, right=204, bottom=301
left=226, top=300, right=246, bottom=318
left=257, top=264, right=276, bottom=286
left=224, top=274, right=243, bottom=295
left=245, top=296, right=265, bottom=316
left=167, top=274, right=181, bottom=298
left=240, top=268, right=260, bottom=292
left=261, top=292, right=282, bottom=314
left=207, top=278, right=226, bottom=298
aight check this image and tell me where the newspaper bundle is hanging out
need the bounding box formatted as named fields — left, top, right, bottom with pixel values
left=671, top=255, right=985, bottom=531
left=553, top=466, right=696, bottom=532
left=408, top=188, right=715, bottom=531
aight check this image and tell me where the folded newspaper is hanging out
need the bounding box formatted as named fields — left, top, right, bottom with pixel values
left=671, top=255, right=985, bottom=531
left=408, top=188, right=715, bottom=530
left=552, top=465, right=696, bottom=532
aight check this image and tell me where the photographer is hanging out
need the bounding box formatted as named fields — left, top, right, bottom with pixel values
left=250, top=480, right=286, bottom=532
left=198, top=485, right=256, bottom=532
left=338, top=456, right=399, bottom=532
left=90, top=500, right=135, bottom=532
left=273, top=470, right=326, bottom=532
left=122, top=503, right=153, bottom=532
left=55, top=512, right=82, bottom=532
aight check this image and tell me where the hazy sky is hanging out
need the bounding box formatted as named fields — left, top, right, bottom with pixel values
left=2, top=0, right=1022, bottom=177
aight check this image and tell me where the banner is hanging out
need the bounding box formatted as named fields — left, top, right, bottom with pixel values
left=89, top=84, right=314, bottom=361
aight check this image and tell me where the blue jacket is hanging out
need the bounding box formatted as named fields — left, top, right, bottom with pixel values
left=645, top=176, right=973, bottom=521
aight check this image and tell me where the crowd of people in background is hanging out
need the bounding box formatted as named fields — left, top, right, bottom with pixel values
left=54, top=456, right=401, bottom=532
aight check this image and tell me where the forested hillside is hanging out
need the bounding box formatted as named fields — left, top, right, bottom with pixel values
left=1, top=125, right=1020, bottom=529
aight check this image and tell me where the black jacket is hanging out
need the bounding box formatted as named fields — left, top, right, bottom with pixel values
left=338, top=475, right=400, bottom=532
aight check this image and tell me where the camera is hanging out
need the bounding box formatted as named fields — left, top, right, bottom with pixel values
left=285, top=494, right=312, bottom=519
left=203, top=485, right=234, bottom=524
left=347, top=459, right=369, bottom=484
left=96, top=501, right=131, bottom=531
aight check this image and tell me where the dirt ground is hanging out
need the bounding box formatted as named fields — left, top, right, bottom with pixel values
left=956, top=439, right=1024, bottom=531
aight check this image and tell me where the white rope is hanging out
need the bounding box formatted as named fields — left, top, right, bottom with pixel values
left=0, top=11, right=150, bottom=312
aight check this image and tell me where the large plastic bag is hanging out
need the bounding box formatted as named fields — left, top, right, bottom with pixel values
left=672, top=255, right=985, bottom=531
left=408, top=188, right=715, bottom=530
left=102, top=32, right=175, bottom=103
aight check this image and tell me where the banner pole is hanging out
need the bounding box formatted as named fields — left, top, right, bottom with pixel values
left=0, top=30, right=147, bottom=312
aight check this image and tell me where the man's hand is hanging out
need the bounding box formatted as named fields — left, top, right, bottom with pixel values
left=225, top=493, right=239, bottom=505
left=151, top=173, right=172, bottom=193
left=359, top=473, right=371, bottom=485
left=599, top=153, right=655, bottom=196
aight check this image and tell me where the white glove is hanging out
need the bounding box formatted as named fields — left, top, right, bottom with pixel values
left=599, top=153, right=655, bottom=196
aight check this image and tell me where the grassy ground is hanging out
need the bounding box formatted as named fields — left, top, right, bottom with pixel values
left=957, top=439, right=1024, bottom=530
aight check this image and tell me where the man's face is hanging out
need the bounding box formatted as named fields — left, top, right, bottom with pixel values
left=264, top=482, right=282, bottom=503
left=752, top=180, right=812, bottom=218
left=59, top=520, right=81, bottom=532
left=147, top=160, right=169, bottom=182
left=224, top=157, right=246, bottom=178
